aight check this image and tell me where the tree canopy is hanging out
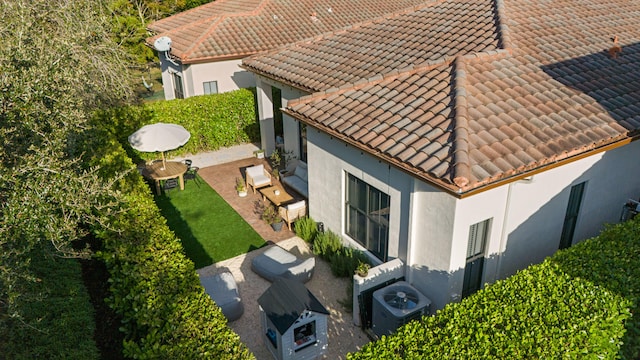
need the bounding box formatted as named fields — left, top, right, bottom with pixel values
left=0, top=0, right=134, bottom=330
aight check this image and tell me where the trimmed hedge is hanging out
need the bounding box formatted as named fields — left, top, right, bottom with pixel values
left=101, top=89, right=259, bottom=163
left=348, top=219, right=640, bottom=359
left=0, top=248, right=100, bottom=359
left=87, top=117, right=253, bottom=358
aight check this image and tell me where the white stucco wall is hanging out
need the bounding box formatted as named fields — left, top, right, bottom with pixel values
left=254, top=76, right=308, bottom=155
left=307, top=130, right=414, bottom=263
left=251, top=77, right=640, bottom=312
left=159, top=58, right=182, bottom=100
left=307, top=131, right=640, bottom=310
left=160, top=58, right=255, bottom=100
left=187, top=59, right=255, bottom=95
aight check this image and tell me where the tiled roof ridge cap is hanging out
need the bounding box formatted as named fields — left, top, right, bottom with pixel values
left=164, top=0, right=272, bottom=59
left=494, top=0, right=514, bottom=51
left=287, top=57, right=455, bottom=107
left=245, top=0, right=444, bottom=63
left=451, top=56, right=471, bottom=189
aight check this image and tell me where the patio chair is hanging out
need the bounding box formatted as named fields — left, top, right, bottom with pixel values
left=163, top=178, right=179, bottom=195
left=184, top=166, right=200, bottom=185
left=278, top=200, right=306, bottom=230
left=245, top=164, right=272, bottom=194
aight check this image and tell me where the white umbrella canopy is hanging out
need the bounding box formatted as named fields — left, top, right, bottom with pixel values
left=128, top=122, right=191, bottom=169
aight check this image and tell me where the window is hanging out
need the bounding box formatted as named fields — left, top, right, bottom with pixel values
left=272, top=86, right=283, bottom=138
left=462, top=218, right=491, bottom=297
left=559, top=182, right=585, bottom=249
left=293, top=321, right=316, bottom=351
left=203, top=81, right=218, bottom=95
left=345, top=173, right=390, bottom=261
left=172, top=72, right=184, bottom=99
left=299, top=122, right=307, bottom=162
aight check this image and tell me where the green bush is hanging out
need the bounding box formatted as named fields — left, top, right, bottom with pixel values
left=312, top=230, right=343, bottom=260
left=329, top=247, right=371, bottom=278
left=144, top=89, right=258, bottom=154
left=96, top=88, right=259, bottom=164
left=86, top=120, right=252, bottom=359
left=310, top=228, right=370, bottom=278
left=294, top=216, right=317, bottom=242
left=348, top=219, right=640, bottom=359
left=0, top=248, right=100, bottom=359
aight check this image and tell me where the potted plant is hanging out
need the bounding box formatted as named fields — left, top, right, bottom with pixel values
left=355, top=261, right=370, bottom=277
left=254, top=149, right=265, bottom=159
left=236, top=177, right=247, bottom=197
left=262, top=203, right=283, bottom=231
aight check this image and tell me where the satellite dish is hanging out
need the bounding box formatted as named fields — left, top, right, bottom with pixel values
left=153, top=36, right=172, bottom=52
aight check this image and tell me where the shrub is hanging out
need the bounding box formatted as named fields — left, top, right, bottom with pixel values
left=0, top=249, right=100, bottom=359
left=95, top=88, right=259, bottom=164
left=329, top=247, right=370, bottom=278
left=348, top=219, right=640, bottom=359
left=86, top=119, right=252, bottom=359
left=312, top=230, right=343, bottom=260
left=294, top=216, right=317, bottom=242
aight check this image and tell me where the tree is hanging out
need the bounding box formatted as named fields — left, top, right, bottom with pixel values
left=0, top=0, right=134, bottom=330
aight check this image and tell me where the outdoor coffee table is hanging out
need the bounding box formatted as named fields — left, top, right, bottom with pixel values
left=260, top=185, right=293, bottom=206
left=141, top=161, right=188, bottom=194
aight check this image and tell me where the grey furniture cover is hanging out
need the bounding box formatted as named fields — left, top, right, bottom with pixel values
left=199, top=271, right=244, bottom=321
left=251, top=246, right=315, bottom=283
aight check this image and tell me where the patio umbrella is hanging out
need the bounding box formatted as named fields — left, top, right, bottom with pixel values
left=128, top=122, right=191, bottom=169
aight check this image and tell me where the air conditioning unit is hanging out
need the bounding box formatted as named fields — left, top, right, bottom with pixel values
left=372, top=281, right=431, bottom=337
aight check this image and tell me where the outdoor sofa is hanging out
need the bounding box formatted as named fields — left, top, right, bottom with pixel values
left=251, top=246, right=315, bottom=283
left=281, top=161, right=308, bottom=198
left=199, top=272, right=244, bottom=321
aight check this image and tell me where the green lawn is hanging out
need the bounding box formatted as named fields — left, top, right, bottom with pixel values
left=153, top=176, right=266, bottom=268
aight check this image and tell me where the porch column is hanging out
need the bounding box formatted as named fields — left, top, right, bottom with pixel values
left=256, top=77, right=275, bottom=155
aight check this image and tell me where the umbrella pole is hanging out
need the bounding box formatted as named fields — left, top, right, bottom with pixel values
left=161, top=152, right=166, bottom=170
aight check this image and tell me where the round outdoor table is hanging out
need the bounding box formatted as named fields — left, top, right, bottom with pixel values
left=141, top=161, right=188, bottom=194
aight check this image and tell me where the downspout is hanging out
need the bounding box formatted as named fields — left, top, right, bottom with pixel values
left=495, top=176, right=533, bottom=280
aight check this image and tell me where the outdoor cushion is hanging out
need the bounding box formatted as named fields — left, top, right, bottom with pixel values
left=293, top=162, right=308, bottom=182
left=245, top=164, right=272, bottom=193
left=286, top=200, right=305, bottom=211
left=251, top=246, right=315, bottom=283
left=282, top=175, right=308, bottom=198
left=199, top=272, right=244, bottom=321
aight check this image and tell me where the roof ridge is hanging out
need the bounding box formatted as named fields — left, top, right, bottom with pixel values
left=182, top=17, right=227, bottom=60
left=244, top=0, right=444, bottom=63
left=286, top=57, right=456, bottom=107
left=451, top=56, right=472, bottom=189
left=154, top=0, right=271, bottom=59
left=494, top=0, right=514, bottom=51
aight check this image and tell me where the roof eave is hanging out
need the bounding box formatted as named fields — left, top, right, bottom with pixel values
left=240, top=64, right=321, bottom=93
left=284, top=107, right=639, bottom=198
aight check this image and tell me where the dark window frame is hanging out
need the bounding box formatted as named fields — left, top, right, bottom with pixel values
left=172, top=72, right=184, bottom=99
left=345, top=173, right=390, bottom=261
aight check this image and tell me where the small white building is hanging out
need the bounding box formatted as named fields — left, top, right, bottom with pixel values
left=145, top=0, right=428, bottom=99
left=258, top=277, right=329, bottom=360
left=242, top=0, right=640, bottom=314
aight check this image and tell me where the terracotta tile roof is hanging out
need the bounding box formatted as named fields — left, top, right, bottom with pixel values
left=147, top=0, right=429, bottom=63
left=243, top=0, right=501, bottom=91
left=260, top=0, right=640, bottom=195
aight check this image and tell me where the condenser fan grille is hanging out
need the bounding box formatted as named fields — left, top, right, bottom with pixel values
left=383, top=290, right=420, bottom=309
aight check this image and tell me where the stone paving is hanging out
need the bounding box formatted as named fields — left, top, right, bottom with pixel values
left=170, top=144, right=372, bottom=359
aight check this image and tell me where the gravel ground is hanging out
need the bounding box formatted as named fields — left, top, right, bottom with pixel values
left=197, top=237, right=371, bottom=360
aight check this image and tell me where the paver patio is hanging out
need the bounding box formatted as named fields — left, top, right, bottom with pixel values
left=192, top=153, right=371, bottom=359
